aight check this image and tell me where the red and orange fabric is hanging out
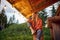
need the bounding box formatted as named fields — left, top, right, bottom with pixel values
left=28, top=17, right=42, bottom=31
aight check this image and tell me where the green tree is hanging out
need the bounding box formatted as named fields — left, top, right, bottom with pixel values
left=12, top=15, right=15, bottom=23
left=0, top=8, right=7, bottom=30
left=51, top=5, right=56, bottom=17
left=8, top=15, right=15, bottom=24
left=38, top=10, right=48, bottom=26
left=8, top=17, right=13, bottom=24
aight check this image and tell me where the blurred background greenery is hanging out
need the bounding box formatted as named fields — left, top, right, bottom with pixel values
left=0, top=23, right=51, bottom=40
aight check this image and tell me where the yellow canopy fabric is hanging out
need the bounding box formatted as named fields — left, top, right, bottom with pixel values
left=7, top=0, right=33, bottom=18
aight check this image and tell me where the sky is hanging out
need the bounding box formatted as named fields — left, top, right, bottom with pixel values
left=0, top=0, right=27, bottom=24
left=0, top=0, right=60, bottom=24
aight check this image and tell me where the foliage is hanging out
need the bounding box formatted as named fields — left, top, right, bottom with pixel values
left=38, top=10, right=48, bottom=26
left=51, top=5, right=56, bottom=17
left=43, top=27, right=51, bottom=40
left=0, top=23, right=51, bottom=40
left=0, top=8, right=7, bottom=29
left=8, top=15, right=15, bottom=24
left=8, top=17, right=13, bottom=24
left=8, top=15, right=19, bottom=24
left=0, top=23, right=32, bottom=40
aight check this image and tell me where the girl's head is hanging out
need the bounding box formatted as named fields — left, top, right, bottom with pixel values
left=32, top=12, right=39, bottom=21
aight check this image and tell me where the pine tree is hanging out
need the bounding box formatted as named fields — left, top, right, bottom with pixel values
left=0, top=8, right=7, bottom=30
left=51, top=5, right=56, bottom=17
left=8, top=15, right=15, bottom=24
left=8, top=17, right=13, bottom=24
left=38, top=10, right=48, bottom=26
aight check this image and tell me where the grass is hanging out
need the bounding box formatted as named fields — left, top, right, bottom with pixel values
left=43, top=27, right=51, bottom=40
left=0, top=23, right=51, bottom=40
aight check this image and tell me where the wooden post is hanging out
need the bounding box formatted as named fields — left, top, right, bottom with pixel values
left=52, top=23, right=60, bottom=40
left=47, top=5, right=60, bottom=40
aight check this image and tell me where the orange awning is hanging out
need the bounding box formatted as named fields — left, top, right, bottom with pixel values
left=28, top=0, right=59, bottom=12
left=7, top=0, right=33, bottom=18
left=7, top=0, right=59, bottom=18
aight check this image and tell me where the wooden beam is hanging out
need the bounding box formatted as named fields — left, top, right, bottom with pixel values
left=28, top=0, right=59, bottom=12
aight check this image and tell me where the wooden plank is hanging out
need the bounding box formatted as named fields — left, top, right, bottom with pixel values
left=7, top=0, right=33, bottom=18
left=7, top=0, right=59, bottom=18
left=28, top=0, right=59, bottom=12
left=52, top=23, right=60, bottom=40
left=55, top=5, right=60, bottom=16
